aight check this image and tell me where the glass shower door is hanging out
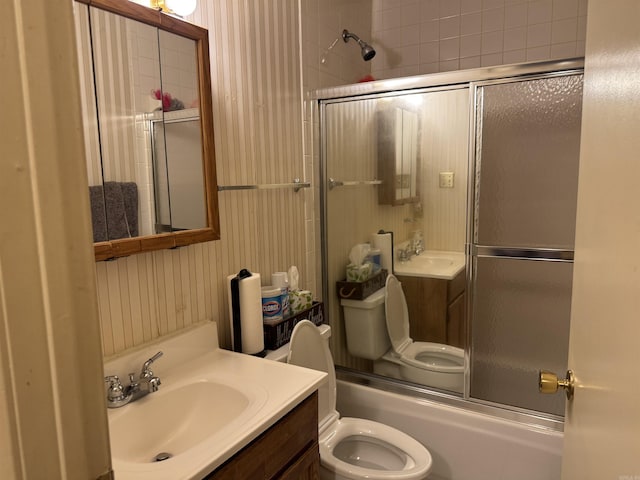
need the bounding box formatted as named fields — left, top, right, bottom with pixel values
left=470, top=73, right=583, bottom=416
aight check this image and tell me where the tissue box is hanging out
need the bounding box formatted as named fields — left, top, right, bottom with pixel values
left=346, top=262, right=373, bottom=282
left=263, top=301, right=325, bottom=350
left=336, top=269, right=388, bottom=300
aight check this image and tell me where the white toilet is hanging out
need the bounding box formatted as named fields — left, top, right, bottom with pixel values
left=288, top=320, right=432, bottom=480
left=341, top=274, right=464, bottom=393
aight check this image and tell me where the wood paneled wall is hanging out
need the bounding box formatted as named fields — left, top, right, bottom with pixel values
left=96, top=0, right=311, bottom=356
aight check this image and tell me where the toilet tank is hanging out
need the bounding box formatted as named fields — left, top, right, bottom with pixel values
left=340, top=288, right=391, bottom=360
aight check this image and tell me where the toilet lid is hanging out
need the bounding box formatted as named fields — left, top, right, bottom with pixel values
left=384, top=275, right=412, bottom=354
left=288, top=320, right=338, bottom=429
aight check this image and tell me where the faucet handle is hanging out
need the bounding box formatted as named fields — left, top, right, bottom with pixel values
left=141, top=351, right=163, bottom=378
left=104, top=375, right=125, bottom=400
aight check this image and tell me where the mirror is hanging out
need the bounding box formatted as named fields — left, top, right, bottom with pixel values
left=323, top=87, right=469, bottom=394
left=377, top=106, right=420, bottom=205
left=73, top=0, right=219, bottom=261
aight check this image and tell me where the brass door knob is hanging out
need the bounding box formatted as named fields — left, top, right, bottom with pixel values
left=538, top=370, right=574, bottom=400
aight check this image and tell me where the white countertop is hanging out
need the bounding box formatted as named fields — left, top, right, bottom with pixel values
left=104, top=322, right=326, bottom=480
left=394, top=250, right=465, bottom=280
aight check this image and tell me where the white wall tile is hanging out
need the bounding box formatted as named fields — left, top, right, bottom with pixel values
left=372, top=0, right=587, bottom=79
left=482, top=7, right=505, bottom=32
left=402, top=24, right=421, bottom=45
left=482, top=30, right=503, bottom=54
left=483, top=0, right=506, bottom=9
left=505, top=2, right=528, bottom=27
left=527, top=21, right=552, bottom=47
left=462, top=0, right=483, bottom=14
left=460, top=55, right=481, bottom=69
left=461, top=34, right=482, bottom=57
left=551, top=18, right=577, bottom=44
left=420, top=20, right=440, bottom=42
left=550, top=41, right=577, bottom=58
left=527, top=0, right=553, bottom=24
left=526, top=44, right=551, bottom=60
left=503, top=48, right=526, bottom=63
left=421, top=0, right=440, bottom=21
left=440, top=37, right=460, bottom=60
left=461, top=12, right=482, bottom=35
left=420, top=40, right=440, bottom=63
left=440, top=15, right=461, bottom=38
left=552, top=0, right=578, bottom=19
left=481, top=52, right=503, bottom=66
left=440, top=0, right=461, bottom=17
left=503, top=26, right=527, bottom=51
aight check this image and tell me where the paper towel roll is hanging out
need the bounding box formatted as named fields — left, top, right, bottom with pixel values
left=227, top=271, right=264, bottom=355
left=372, top=231, right=394, bottom=274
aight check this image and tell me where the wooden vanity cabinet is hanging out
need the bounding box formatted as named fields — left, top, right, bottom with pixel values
left=206, top=391, right=319, bottom=480
left=397, top=270, right=466, bottom=348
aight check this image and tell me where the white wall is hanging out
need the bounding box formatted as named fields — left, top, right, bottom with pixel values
left=371, top=0, right=588, bottom=79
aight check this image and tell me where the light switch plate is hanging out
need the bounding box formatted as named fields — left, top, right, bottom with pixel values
left=439, top=171, right=455, bottom=188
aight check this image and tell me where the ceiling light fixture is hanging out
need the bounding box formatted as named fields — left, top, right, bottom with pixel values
left=149, top=0, right=197, bottom=17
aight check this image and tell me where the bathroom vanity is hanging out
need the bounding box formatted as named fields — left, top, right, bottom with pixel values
left=206, top=392, right=318, bottom=479
left=396, top=268, right=465, bottom=348
left=103, top=322, right=325, bottom=480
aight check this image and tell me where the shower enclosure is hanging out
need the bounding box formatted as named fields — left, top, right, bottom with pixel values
left=318, top=60, right=584, bottom=426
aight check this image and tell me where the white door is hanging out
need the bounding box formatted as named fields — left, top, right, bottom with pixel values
left=561, top=1, right=640, bottom=478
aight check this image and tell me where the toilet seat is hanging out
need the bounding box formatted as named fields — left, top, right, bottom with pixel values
left=289, top=320, right=432, bottom=480
left=385, top=275, right=464, bottom=375
left=319, top=417, right=431, bottom=480
left=397, top=343, right=464, bottom=372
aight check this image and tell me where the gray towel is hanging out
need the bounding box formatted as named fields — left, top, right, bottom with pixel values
left=103, top=182, right=131, bottom=240
left=120, top=182, right=139, bottom=237
left=89, top=185, right=107, bottom=242
left=89, top=182, right=140, bottom=241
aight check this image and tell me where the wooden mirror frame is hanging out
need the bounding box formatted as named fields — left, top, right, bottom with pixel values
left=76, top=0, right=220, bottom=261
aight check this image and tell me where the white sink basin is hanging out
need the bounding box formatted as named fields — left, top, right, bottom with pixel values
left=109, top=380, right=265, bottom=464
left=103, top=322, right=326, bottom=480
left=394, top=250, right=465, bottom=280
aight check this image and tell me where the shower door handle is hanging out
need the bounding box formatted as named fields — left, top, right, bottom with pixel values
left=538, top=369, right=574, bottom=400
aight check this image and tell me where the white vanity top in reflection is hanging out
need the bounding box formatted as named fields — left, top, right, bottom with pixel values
left=394, top=250, right=465, bottom=280
left=103, top=322, right=325, bottom=480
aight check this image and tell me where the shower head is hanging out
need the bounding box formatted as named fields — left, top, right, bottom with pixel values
left=342, top=29, right=376, bottom=61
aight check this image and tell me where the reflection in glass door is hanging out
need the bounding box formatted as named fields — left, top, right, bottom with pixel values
left=469, top=73, right=584, bottom=416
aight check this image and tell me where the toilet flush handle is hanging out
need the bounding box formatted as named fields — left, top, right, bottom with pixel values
left=538, top=370, right=574, bottom=400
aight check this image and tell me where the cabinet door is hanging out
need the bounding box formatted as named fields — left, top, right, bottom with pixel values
left=279, top=445, right=320, bottom=480
left=206, top=393, right=318, bottom=479
left=447, top=292, right=465, bottom=348
left=396, top=275, right=447, bottom=343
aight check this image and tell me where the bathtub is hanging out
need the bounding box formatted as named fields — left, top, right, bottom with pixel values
left=336, top=380, right=563, bottom=480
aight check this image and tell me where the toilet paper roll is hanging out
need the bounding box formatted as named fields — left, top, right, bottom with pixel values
left=227, top=271, right=264, bottom=355
left=372, top=231, right=394, bottom=274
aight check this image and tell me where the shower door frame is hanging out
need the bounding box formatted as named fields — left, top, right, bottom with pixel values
left=466, top=69, right=584, bottom=420
left=316, top=59, right=584, bottom=432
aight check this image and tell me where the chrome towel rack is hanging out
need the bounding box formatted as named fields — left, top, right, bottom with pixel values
left=328, top=178, right=383, bottom=190
left=217, top=178, right=310, bottom=193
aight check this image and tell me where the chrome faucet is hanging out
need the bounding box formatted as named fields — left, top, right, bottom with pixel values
left=104, top=351, right=163, bottom=408
left=396, top=247, right=413, bottom=263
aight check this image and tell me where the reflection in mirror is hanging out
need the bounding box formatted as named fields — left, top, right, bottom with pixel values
left=73, top=0, right=219, bottom=260
left=324, top=88, right=469, bottom=394
left=377, top=105, right=420, bottom=205
left=153, top=29, right=205, bottom=232
left=89, top=7, right=161, bottom=239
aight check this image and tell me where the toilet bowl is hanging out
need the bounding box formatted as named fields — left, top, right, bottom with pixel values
left=341, top=275, right=464, bottom=392
left=288, top=320, right=432, bottom=480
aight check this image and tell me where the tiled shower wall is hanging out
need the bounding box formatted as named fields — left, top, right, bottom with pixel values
left=370, top=0, right=588, bottom=79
